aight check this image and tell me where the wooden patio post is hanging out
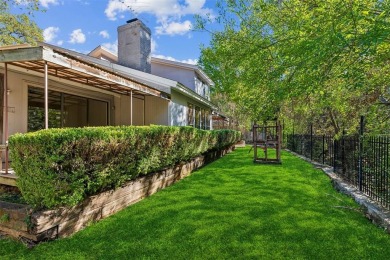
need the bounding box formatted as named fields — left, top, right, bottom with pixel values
left=3, top=63, right=8, bottom=174
left=277, top=120, right=282, bottom=163
left=44, top=62, right=49, bottom=129
left=130, top=90, right=133, bottom=125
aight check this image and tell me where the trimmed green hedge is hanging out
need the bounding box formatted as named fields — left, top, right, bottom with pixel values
left=9, top=126, right=240, bottom=209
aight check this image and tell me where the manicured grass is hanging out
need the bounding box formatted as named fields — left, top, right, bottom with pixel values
left=1, top=147, right=390, bottom=259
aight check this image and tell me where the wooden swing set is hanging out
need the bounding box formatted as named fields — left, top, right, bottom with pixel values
left=252, top=120, right=282, bottom=164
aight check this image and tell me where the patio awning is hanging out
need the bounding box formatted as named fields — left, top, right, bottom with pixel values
left=0, top=45, right=169, bottom=98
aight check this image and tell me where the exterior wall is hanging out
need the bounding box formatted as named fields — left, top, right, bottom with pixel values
left=144, top=95, right=169, bottom=125
left=119, top=95, right=131, bottom=125
left=151, top=63, right=211, bottom=101
left=151, top=63, right=196, bottom=91
left=169, top=91, right=188, bottom=126
left=170, top=90, right=212, bottom=128
left=132, top=95, right=145, bottom=125
left=66, top=103, right=87, bottom=127
left=118, top=94, right=144, bottom=126
left=88, top=99, right=108, bottom=126
left=114, top=96, right=122, bottom=126
left=5, top=70, right=27, bottom=138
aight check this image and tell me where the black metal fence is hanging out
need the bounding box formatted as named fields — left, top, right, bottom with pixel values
left=287, top=133, right=390, bottom=209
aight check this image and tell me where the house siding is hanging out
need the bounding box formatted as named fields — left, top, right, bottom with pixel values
left=169, top=91, right=188, bottom=126
left=118, top=95, right=130, bottom=125
left=132, top=96, right=145, bottom=126
left=152, top=63, right=196, bottom=91
left=144, top=95, right=169, bottom=125
left=170, top=90, right=212, bottom=128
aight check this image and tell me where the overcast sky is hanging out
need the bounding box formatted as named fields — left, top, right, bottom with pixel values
left=19, top=0, right=219, bottom=65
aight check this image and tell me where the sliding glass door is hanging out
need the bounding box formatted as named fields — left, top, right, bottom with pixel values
left=28, top=86, right=108, bottom=132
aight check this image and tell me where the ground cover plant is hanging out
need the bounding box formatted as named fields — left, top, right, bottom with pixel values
left=1, top=147, right=390, bottom=259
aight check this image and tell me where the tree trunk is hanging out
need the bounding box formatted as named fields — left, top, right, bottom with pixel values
left=327, top=108, right=340, bottom=135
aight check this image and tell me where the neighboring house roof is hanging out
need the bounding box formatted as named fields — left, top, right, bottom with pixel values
left=151, top=57, right=214, bottom=88
left=88, top=45, right=119, bottom=63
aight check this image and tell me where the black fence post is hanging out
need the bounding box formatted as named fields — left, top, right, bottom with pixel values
left=342, top=129, right=346, bottom=176
left=358, top=116, right=364, bottom=191
left=322, top=135, right=325, bottom=165
left=333, top=138, right=337, bottom=173
left=300, top=135, right=303, bottom=155
left=310, top=123, right=313, bottom=161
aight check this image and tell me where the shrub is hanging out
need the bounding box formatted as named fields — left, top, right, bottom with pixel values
left=9, top=126, right=240, bottom=209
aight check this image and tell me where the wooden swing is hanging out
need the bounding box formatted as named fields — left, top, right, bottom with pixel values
left=252, top=120, right=282, bottom=164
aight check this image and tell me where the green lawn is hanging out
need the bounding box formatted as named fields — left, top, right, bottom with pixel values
left=1, top=147, right=390, bottom=259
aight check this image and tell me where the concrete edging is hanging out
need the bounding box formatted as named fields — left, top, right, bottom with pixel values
left=286, top=149, right=390, bottom=233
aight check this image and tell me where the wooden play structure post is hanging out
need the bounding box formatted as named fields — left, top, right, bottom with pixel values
left=253, top=122, right=258, bottom=160
left=252, top=120, right=282, bottom=164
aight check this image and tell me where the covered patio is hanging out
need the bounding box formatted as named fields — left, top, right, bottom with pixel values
left=0, top=44, right=170, bottom=182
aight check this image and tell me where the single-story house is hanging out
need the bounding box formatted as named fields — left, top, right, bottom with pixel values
left=0, top=18, right=216, bottom=173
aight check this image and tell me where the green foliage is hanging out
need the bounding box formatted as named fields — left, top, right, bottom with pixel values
left=8, top=126, right=240, bottom=209
left=198, top=0, right=390, bottom=134
left=211, top=92, right=252, bottom=130
left=0, top=0, right=43, bottom=46
left=0, top=213, right=10, bottom=223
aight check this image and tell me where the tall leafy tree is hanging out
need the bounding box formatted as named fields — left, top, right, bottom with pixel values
left=198, top=0, right=390, bottom=134
left=0, top=0, right=43, bottom=46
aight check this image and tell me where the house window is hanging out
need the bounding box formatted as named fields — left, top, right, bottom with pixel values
left=194, top=77, right=200, bottom=95
left=195, top=76, right=210, bottom=100
left=195, top=77, right=205, bottom=97
left=188, top=103, right=210, bottom=130
left=187, top=103, right=194, bottom=126
left=204, top=85, right=210, bottom=100
left=28, top=86, right=108, bottom=132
